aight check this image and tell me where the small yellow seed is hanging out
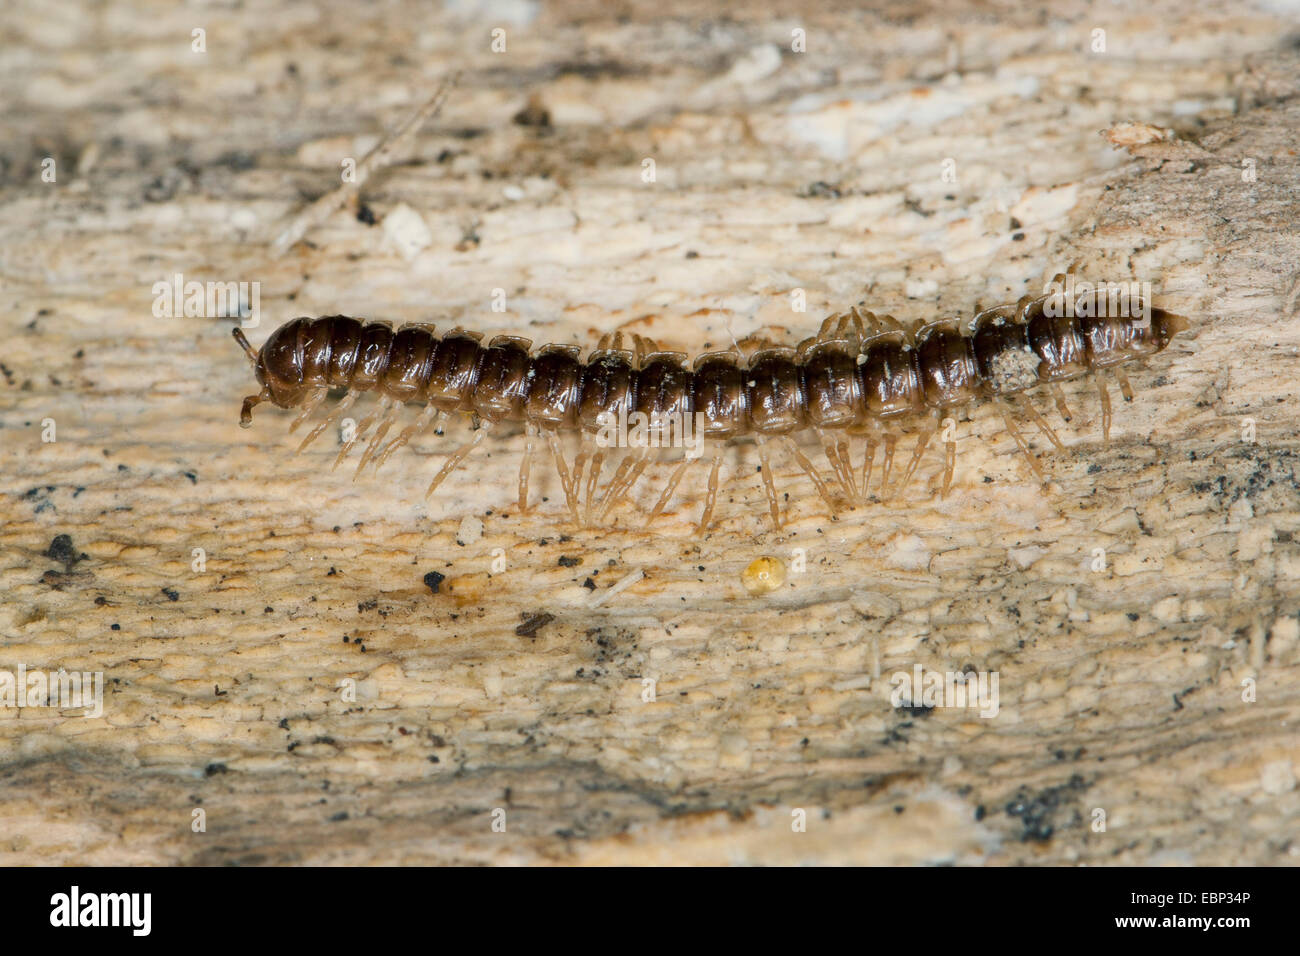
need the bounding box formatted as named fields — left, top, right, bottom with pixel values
left=741, top=556, right=786, bottom=596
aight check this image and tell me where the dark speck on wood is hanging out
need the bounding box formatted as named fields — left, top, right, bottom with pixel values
left=516, top=612, right=555, bottom=638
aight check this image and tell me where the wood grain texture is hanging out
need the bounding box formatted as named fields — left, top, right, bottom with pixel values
left=2, top=0, right=1299, bottom=865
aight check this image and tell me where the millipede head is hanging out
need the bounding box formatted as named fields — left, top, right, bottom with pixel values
left=233, top=321, right=314, bottom=425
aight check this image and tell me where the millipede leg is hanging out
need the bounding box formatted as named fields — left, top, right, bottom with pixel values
left=853, top=307, right=883, bottom=337
left=836, top=434, right=857, bottom=501
left=942, top=437, right=957, bottom=497
left=544, top=429, right=581, bottom=522
left=1113, top=367, right=1135, bottom=402
left=600, top=450, right=651, bottom=520
left=297, top=391, right=357, bottom=453
left=373, top=404, right=444, bottom=471
left=583, top=450, right=605, bottom=524
left=572, top=450, right=589, bottom=522
left=1013, top=294, right=1035, bottom=322
left=892, top=423, right=935, bottom=502
left=518, top=423, right=537, bottom=513
left=425, top=421, right=492, bottom=498
left=848, top=307, right=866, bottom=342
left=1048, top=383, right=1073, bottom=423
left=646, top=455, right=696, bottom=527
left=288, top=388, right=329, bottom=433
left=817, top=429, right=857, bottom=502
left=997, top=400, right=1046, bottom=484
left=1097, top=376, right=1113, bottom=446
left=1014, top=396, right=1066, bottom=452
left=879, top=433, right=899, bottom=498
left=596, top=453, right=636, bottom=515
left=333, top=396, right=391, bottom=471
left=785, top=437, right=837, bottom=511
left=696, top=449, right=724, bottom=534
left=355, top=402, right=404, bottom=475
left=860, top=435, right=878, bottom=501
left=756, top=438, right=783, bottom=530
left=622, top=452, right=653, bottom=514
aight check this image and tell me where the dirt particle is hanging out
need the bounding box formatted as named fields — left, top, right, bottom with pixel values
left=46, top=534, right=87, bottom=569
left=516, top=611, right=555, bottom=638
left=512, top=96, right=552, bottom=129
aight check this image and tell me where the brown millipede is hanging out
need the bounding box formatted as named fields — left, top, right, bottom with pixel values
left=232, top=274, right=1187, bottom=532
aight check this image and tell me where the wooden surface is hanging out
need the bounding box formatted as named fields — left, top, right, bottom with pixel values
left=3, top=0, right=1300, bottom=865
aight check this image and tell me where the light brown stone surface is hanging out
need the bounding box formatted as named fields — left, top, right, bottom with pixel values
left=2, top=0, right=1299, bottom=865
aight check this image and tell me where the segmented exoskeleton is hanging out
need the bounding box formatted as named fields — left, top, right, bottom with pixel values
left=233, top=274, right=1187, bottom=532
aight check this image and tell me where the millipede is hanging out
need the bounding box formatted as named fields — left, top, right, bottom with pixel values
left=232, top=274, right=1188, bottom=533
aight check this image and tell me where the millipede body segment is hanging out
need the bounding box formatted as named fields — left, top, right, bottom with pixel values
left=233, top=277, right=1187, bottom=532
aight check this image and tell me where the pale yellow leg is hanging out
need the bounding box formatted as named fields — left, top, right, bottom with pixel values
left=544, top=429, right=580, bottom=521
left=997, top=400, right=1047, bottom=484
left=646, top=455, right=696, bottom=527
left=572, top=450, right=589, bottom=522
left=374, top=404, right=445, bottom=471
left=785, top=437, right=836, bottom=511
left=333, top=396, right=391, bottom=471
left=942, top=438, right=957, bottom=497
left=1097, top=376, right=1112, bottom=446
left=836, top=434, right=857, bottom=501
left=600, top=450, right=651, bottom=520
left=596, top=453, right=636, bottom=515
left=1014, top=396, right=1066, bottom=452
left=696, top=449, right=724, bottom=534
left=1049, top=383, right=1073, bottom=422
left=879, top=433, right=899, bottom=498
left=298, top=391, right=356, bottom=454
left=518, top=422, right=537, bottom=513
left=1113, top=367, right=1135, bottom=402
left=860, top=434, right=878, bottom=501
left=288, top=388, right=328, bottom=433
left=818, top=428, right=856, bottom=502
left=756, top=438, right=782, bottom=530
left=356, top=403, right=404, bottom=475
left=425, top=421, right=492, bottom=497
left=583, top=449, right=605, bottom=524
left=892, top=422, right=936, bottom=502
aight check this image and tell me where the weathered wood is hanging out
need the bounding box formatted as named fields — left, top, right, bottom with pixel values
left=2, top=0, right=1299, bottom=865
